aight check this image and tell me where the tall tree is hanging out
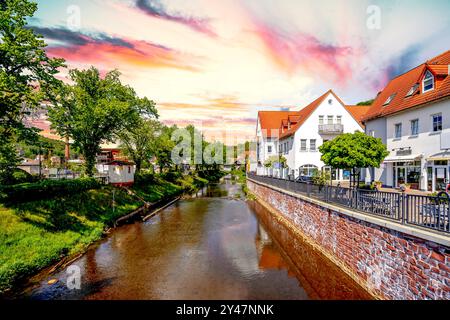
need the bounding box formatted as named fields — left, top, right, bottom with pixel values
left=0, top=0, right=65, bottom=182
left=319, top=132, right=389, bottom=188
left=154, top=125, right=176, bottom=172
left=49, top=67, right=157, bottom=176
left=118, top=119, right=162, bottom=173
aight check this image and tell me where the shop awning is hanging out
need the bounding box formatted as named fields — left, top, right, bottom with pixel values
left=427, top=152, right=450, bottom=161
left=383, top=154, right=423, bottom=163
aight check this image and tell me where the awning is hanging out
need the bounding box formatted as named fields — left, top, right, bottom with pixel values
left=427, top=152, right=450, bottom=161
left=383, top=154, right=423, bottom=163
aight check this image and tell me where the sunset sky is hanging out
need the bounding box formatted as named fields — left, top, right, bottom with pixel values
left=31, top=0, right=450, bottom=143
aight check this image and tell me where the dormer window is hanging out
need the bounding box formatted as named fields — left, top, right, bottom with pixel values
left=383, top=93, right=397, bottom=106
left=422, top=70, right=434, bottom=93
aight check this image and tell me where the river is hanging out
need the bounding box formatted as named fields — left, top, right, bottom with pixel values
left=20, top=179, right=371, bottom=300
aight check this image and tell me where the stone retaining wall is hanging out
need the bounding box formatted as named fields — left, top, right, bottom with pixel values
left=248, top=178, right=450, bottom=300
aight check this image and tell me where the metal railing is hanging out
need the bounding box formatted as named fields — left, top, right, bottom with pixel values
left=247, top=173, right=450, bottom=234
left=318, top=124, right=344, bottom=134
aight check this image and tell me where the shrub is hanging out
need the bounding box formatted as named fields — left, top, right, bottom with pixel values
left=162, top=170, right=182, bottom=183
left=0, top=178, right=101, bottom=203
left=134, top=172, right=156, bottom=186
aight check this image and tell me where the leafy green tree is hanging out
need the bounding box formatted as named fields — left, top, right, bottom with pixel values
left=154, top=125, right=177, bottom=172
left=357, top=99, right=374, bottom=106
left=118, top=119, right=162, bottom=173
left=264, top=155, right=287, bottom=168
left=319, top=132, right=389, bottom=188
left=49, top=67, right=158, bottom=176
left=0, top=0, right=65, bottom=182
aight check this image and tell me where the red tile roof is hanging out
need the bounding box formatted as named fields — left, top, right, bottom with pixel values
left=257, top=111, right=298, bottom=138
left=344, top=105, right=371, bottom=127
left=363, top=50, right=450, bottom=122
left=279, top=90, right=332, bottom=139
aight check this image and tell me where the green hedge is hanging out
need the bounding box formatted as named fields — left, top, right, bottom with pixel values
left=0, top=178, right=101, bottom=203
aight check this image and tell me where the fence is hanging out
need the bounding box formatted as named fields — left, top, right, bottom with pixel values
left=247, top=173, right=450, bottom=235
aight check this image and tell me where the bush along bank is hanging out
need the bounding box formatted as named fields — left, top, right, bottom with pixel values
left=0, top=172, right=216, bottom=294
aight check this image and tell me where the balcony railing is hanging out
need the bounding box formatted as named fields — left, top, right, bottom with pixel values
left=319, top=124, right=344, bottom=134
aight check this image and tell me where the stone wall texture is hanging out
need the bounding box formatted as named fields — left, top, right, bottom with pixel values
left=248, top=179, right=450, bottom=300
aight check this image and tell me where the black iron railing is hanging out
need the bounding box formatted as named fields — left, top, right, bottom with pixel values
left=247, top=173, right=450, bottom=234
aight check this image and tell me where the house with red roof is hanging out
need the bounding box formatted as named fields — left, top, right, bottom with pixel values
left=363, top=50, right=450, bottom=192
left=256, top=90, right=369, bottom=179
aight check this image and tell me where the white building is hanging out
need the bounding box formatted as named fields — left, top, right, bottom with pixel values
left=256, top=90, right=369, bottom=180
left=96, top=160, right=136, bottom=186
left=364, top=50, right=450, bottom=192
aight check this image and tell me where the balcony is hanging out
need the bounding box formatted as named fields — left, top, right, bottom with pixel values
left=318, top=124, right=344, bottom=135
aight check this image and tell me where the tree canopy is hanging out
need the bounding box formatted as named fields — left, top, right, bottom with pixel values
left=48, top=67, right=158, bottom=176
left=0, top=0, right=65, bottom=182
left=319, top=131, right=389, bottom=171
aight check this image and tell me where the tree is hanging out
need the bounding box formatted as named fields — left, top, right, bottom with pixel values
left=0, top=0, right=65, bottom=182
left=264, top=155, right=287, bottom=168
left=357, top=99, right=374, bottom=106
left=319, top=131, right=389, bottom=188
left=154, top=125, right=176, bottom=172
left=49, top=67, right=158, bottom=176
left=118, top=119, right=162, bottom=173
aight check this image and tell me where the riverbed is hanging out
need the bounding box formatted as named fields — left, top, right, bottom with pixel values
left=20, top=179, right=371, bottom=300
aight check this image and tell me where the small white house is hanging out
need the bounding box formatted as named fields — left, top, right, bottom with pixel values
left=96, top=160, right=136, bottom=186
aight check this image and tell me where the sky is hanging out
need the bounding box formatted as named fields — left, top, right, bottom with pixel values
left=31, top=0, right=450, bottom=143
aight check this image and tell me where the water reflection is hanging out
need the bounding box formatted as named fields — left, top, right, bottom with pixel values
left=20, top=181, right=371, bottom=300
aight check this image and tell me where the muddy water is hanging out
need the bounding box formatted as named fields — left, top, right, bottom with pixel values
left=22, top=180, right=371, bottom=300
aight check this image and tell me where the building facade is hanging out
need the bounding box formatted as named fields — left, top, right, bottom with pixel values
left=256, top=90, right=369, bottom=180
left=364, top=50, right=450, bottom=192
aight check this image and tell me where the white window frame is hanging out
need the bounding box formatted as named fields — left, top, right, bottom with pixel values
left=310, top=139, right=317, bottom=151
left=336, top=116, right=342, bottom=124
left=432, top=113, right=442, bottom=132
left=327, top=115, right=333, bottom=124
left=300, top=139, right=307, bottom=152
left=410, top=119, right=419, bottom=136
left=394, top=123, right=402, bottom=139
left=423, top=70, right=435, bottom=93
left=319, top=116, right=324, bottom=125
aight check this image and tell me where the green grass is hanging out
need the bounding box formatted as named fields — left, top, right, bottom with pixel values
left=0, top=186, right=142, bottom=293
left=0, top=172, right=213, bottom=294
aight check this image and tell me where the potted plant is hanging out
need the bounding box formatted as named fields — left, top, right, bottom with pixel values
left=374, top=181, right=382, bottom=190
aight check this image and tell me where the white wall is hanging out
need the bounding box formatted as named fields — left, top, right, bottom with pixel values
left=364, top=117, right=388, bottom=184
left=384, top=98, right=450, bottom=190
left=281, top=92, right=364, bottom=178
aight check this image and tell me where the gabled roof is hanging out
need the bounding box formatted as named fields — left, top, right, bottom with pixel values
left=344, top=105, right=371, bottom=127
left=279, top=90, right=332, bottom=139
left=363, top=50, right=450, bottom=122
left=257, top=111, right=298, bottom=138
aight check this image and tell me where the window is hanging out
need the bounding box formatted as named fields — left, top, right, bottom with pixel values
left=423, top=70, right=434, bottom=93
left=394, top=123, right=402, bottom=139
left=310, top=139, right=316, bottom=151
left=410, top=119, right=419, bottom=136
left=336, top=116, right=342, bottom=124
left=300, top=139, right=307, bottom=151
left=268, top=146, right=272, bottom=153
left=319, top=116, right=324, bottom=125
left=432, top=114, right=442, bottom=132
left=369, top=130, right=375, bottom=137
left=406, top=83, right=419, bottom=97
left=383, top=93, right=397, bottom=106
left=300, top=164, right=318, bottom=177
left=327, top=115, right=333, bottom=124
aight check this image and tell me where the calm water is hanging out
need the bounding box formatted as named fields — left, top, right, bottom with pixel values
left=20, top=179, right=371, bottom=300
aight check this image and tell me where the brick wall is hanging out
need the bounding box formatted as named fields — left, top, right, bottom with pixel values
left=248, top=179, right=450, bottom=300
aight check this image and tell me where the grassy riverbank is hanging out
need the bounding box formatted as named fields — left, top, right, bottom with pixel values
left=0, top=172, right=213, bottom=294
